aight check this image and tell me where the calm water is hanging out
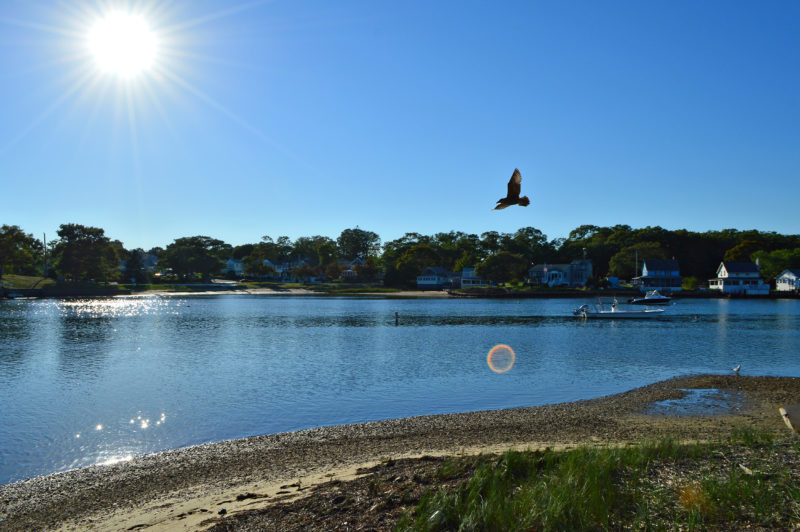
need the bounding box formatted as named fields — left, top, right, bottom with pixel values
left=1, top=295, right=799, bottom=484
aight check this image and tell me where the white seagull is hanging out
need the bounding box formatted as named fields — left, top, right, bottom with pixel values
left=732, top=364, right=741, bottom=374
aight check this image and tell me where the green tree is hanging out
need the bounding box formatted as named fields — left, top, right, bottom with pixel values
left=232, top=244, right=255, bottom=260
left=0, top=225, right=39, bottom=276
left=476, top=252, right=527, bottom=284
left=123, top=249, right=150, bottom=283
left=52, top=224, right=119, bottom=282
left=502, top=227, right=553, bottom=265
left=354, top=256, right=381, bottom=282
left=316, top=239, right=338, bottom=268
left=337, top=227, right=381, bottom=259
left=608, top=241, right=669, bottom=278
left=394, top=244, right=441, bottom=286
left=243, top=252, right=276, bottom=279
left=292, top=236, right=337, bottom=266
left=480, top=231, right=502, bottom=256
left=752, top=248, right=800, bottom=280
left=325, top=262, right=343, bottom=280
left=164, top=236, right=231, bottom=282
left=275, top=236, right=293, bottom=262
left=723, top=239, right=762, bottom=262
left=291, top=262, right=318, bottom=281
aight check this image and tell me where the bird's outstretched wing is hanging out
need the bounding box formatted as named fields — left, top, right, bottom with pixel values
left=506, top=168, right=522, bottom=200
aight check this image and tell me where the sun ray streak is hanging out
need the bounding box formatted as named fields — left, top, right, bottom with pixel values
left=0, top=68, right=96, bottom=157
left=159, top=0, right=274, bottom=34
left=158, top=67, right=313, bottom=169
left=124, top=84, right=146, bottom=235
left=140, top=80, right=186, bottom=152
left=0, top=16, right=83, bottom=38
left=164, top=49, right=267, bottom=73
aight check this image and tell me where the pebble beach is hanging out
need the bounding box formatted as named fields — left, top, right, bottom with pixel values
left=2, top=374, right=798, bottom=531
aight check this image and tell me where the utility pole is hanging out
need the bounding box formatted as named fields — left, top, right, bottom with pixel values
left=43, top=233, right=47, bottom=278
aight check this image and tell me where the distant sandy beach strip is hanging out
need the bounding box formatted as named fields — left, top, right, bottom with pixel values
left=134, top=288, right=451, bottom=298
left=2, top=374, right=798, bottom=531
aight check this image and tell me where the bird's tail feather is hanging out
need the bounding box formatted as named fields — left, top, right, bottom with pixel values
left=518, top=196, right=530, bottom=206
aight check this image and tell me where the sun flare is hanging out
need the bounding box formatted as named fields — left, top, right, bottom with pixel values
left=88, top=12, right=157, bottom=78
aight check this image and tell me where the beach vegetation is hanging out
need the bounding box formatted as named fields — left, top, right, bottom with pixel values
left=397, top=436, right=800, bottom=531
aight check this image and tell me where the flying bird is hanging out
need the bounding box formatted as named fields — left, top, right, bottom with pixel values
left=494, top=168, right=530, bottom=210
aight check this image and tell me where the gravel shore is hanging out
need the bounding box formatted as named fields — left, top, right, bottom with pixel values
left=2, top=374, right=798, bottom=531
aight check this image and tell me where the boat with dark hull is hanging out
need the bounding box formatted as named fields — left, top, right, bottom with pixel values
left=628, top=290, right=672, bottom=305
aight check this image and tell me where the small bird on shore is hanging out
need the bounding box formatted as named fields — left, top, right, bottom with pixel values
left=732, top=364, right=741, bottom=374
left=494, top=168, right=530, bottom=210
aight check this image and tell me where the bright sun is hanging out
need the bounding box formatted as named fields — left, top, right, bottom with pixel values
left=88, top=12, right=157, bottom=78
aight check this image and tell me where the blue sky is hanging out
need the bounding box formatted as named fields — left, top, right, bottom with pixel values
left=1, top=1, right=798, bottom=251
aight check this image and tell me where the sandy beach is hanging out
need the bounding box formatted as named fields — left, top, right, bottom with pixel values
left=2, top=374, right=798, bottom=531
left=135, top=287, right=452, bottom=298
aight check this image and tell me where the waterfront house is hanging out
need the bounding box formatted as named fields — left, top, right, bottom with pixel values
left=223, top=259, right=245, bottom=278
left=776, top=269, right=800, bottom=293
left=708, top=261, right=769, bottom=295
left=527, top=259, right=592, bottom=287
left=460, top=267, right=488, bottom=288
left=633, top=259, right=682, bottom=293
left=338, top=257, right=365, bottom=281
left=417, top=266, right=460, bottom=290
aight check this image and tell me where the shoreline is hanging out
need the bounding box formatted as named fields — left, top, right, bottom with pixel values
left=2, top=374, right=798, bottom=531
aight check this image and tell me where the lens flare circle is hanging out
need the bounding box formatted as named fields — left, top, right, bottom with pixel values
left=487, top=344, right=515, bottom=373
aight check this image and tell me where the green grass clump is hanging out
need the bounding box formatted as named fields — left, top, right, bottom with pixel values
left=729, top=425, right=774, bottom=446
left=1, top=274, right=55, bottom=289
left=397, top=437, right=799, bottom=531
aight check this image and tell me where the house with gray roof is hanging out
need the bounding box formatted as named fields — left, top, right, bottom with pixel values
left=633, top=259, right=682, bottom=293
left=417, top=266, right=461, bottom=290
left=708, top=261, right=769, bottom=295
left=527, top=259, right=592, bottom=287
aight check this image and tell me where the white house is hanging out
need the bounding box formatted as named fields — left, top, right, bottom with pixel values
left=708, top=261, right=769, bottom=295
left=223, top=259, right=245, bottom=277
left=527, top=259, right=592, bottom=287
left=776, top=269, right=800, bottom=293
left=633, top=259, right=682, bottom=293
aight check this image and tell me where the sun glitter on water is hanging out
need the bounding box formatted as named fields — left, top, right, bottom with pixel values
left=487, top=344, right=515, bottom=373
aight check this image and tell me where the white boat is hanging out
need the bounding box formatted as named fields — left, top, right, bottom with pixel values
left=573, top=299, right=665, bottom=319
left=628, top=290, right=672, bottom=305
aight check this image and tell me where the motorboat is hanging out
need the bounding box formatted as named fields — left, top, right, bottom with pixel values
left=573, top=299, right=665, bottom=319
left=628, top=289, right=672, bottom=305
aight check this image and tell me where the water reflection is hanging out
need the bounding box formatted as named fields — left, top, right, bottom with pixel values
left=56, top=315, right=112, bottom=379
left=0, top=304, right=32, bottom=378
left=0, top=296, right=799, bottom=485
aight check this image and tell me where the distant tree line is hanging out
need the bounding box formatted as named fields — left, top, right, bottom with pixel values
left=2, top=223, right=799, bottom=287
